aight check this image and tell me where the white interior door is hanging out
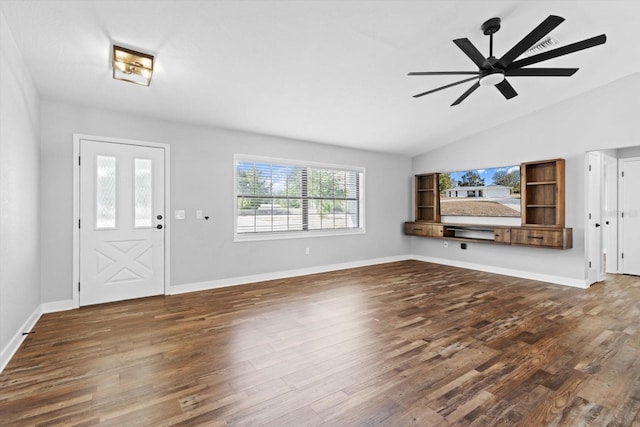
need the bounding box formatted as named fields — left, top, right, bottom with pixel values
left=80, top=139, right=165, bottom=305
left=620, top=157, right=640, bottom=276
left=587, top=152, right=604, bottom=284
left=603, top=154, right=618, bottom=273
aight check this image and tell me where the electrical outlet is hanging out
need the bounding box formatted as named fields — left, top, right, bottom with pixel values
left=175, top=210, right=185, bottom=220
left=443, top=241, right=448, bottom=248
left=305, top=247, right=310, bottom=255
left=461, top=243, right=467, bottom=250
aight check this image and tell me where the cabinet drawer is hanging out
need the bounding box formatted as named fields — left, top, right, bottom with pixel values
left=494, top=227, right=511, bottom=244
left=405, top=222, right=427, bottom=236
left=511, top=228, right=572, bottom=249
left=404, top=222, right=443, bottom=237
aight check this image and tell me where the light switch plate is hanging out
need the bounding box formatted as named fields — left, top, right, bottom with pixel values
left=175, top=210, right=185, bottom=220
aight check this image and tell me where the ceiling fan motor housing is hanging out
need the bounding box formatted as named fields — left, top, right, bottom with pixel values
left=481, top=17, right=501, bottom=35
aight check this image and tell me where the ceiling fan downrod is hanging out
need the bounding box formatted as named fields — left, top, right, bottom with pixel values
left=481, top=17, right=501, bottom=59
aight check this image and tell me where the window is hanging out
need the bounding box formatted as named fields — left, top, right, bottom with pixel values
left=96, top=155, right=116, bottom=229
left=235, top=156, right=364, bottom=239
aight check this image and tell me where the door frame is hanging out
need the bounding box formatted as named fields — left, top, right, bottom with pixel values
left=72, top=134, right=171, bottom=308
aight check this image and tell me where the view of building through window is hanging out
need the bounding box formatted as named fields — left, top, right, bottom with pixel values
left=235, top=158, right=364, bottom=235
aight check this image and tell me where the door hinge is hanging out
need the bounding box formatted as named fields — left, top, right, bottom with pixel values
left=622, top=171, right=624, bottom=177
left=78, top=219, right=81, bottom=228
left=78, top=156, right=81, bottom=166
left=589, top=213, right=591, bottom=220
left=589, top=261, right=592, bottom=268
left=78, top=282, right=80, bottom=292
left=622, top=253, right=624, bottom=259
left=622, top=212, right=624, bottom=218
left=589, top=164, right=592, bottom=172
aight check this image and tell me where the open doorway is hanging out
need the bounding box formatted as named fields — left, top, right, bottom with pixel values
left=586, top=146, right=640, bottom=285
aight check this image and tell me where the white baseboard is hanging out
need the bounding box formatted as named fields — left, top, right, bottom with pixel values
left=42, top=299, right=74, bottom=313
left=169, top=255, right=410, bottom=295
left=410, top=254, right=587, bottom=288
left=0, top=304, right=42, bottom=373
left=0, top=299, right=75, bottom=374
left=171, top=253, right=586, bottom=295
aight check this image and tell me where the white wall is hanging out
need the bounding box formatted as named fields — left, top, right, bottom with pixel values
left=618, top=146, right=640, bottom=158
left=411, top=73, right=640, bottom=286
left=0, top=10, right=41, bottom=359
left=40, top=101, right=412, bottom=303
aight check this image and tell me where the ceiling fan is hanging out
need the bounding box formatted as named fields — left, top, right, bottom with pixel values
left=409, top=15, right=606, bottom=106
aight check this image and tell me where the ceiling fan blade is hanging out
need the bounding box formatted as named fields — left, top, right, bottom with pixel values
left=496, top=15, right=565, bottom=69
left=453, top=38, right=492, bottom=70
left=506, top=67, right=578, bottom=77
left=408, top=71, right=480, bottom=76
left=451, top=82, right=480, bottom=106
left=508, top=34, right=607, bottom=69
left=495, top=79, right=518, bottom=100
left=412, top=76, right=478, bottom=98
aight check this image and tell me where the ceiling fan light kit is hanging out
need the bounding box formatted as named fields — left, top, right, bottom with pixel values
left=479, top=72, right=505, bottom=86
left=409, top=15, right=607, bottom=106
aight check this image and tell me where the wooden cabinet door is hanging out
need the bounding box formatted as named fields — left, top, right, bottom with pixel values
left=494, top=227, right=511, bottom=244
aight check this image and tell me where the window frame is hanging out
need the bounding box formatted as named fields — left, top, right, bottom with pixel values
left=234, top=154, right=366, bottom=242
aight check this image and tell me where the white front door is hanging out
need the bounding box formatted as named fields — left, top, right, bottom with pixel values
left=79, top=139, right=166, bottom=305
left=620, top=157, right=640, bottom=276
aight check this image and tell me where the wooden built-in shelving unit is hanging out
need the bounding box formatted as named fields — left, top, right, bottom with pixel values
left=405, top=158, right=572, bottom=249
left=415, top=173, right=440, bottom=223
left=521, top=159, right=565, bottom=227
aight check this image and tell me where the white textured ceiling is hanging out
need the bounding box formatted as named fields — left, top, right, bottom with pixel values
left=2, top=0, right=639, bottom=156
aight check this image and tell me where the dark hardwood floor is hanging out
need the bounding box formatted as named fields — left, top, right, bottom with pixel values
left=2, top=260, right=640, bottom=426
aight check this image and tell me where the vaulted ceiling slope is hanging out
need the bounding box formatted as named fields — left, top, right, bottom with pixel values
left=2, top=1, right=639, bottom=156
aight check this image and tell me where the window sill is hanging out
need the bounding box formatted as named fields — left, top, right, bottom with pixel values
left=234, top=228, right=365, bottom=242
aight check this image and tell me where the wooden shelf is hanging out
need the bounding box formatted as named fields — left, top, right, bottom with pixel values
left=521, top=159, right=565, bottom=227
left=414, top=173, right=440, bottom=223
left=526, top=181, right=557, bottom=186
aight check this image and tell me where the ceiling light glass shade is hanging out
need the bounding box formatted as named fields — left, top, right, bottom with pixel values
left=479, top=72, right=505, bottom=86
left=112, top=45, right=154, bottom=86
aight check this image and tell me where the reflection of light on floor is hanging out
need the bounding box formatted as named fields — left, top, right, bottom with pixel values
left=228, top=286, right=373, bottom=392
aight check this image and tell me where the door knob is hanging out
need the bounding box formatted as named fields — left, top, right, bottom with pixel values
left=156, top=224, right=163, bottom=229
left=157, top=214, right=163, bottom=220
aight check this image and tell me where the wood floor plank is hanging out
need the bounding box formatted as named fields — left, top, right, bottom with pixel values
left=2, top=260, right=640, bottom=425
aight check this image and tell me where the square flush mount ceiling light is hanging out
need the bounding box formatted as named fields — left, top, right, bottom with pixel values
left=112, top=45, right=154, bottom=86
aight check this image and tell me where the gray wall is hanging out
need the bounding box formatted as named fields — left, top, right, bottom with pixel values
left=0, top=10, right=41, bottom=354
left=411, top=73, right=640, bottom=284
left=40, top=101, right=412, bottom=303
